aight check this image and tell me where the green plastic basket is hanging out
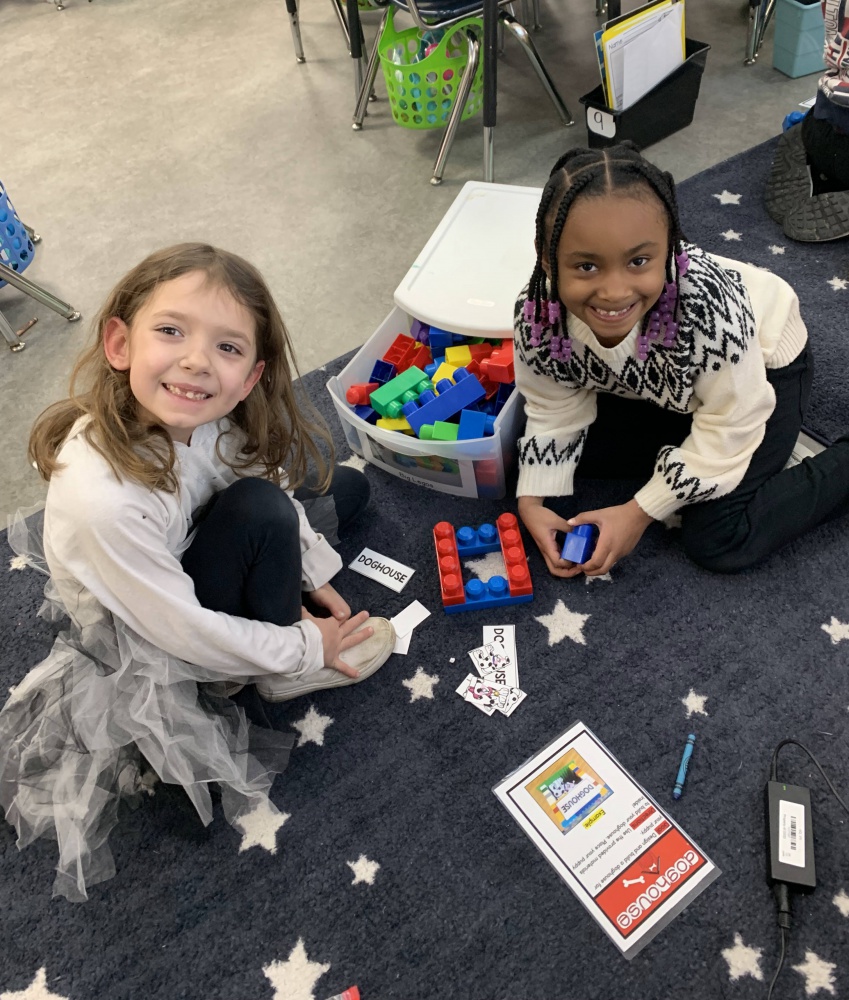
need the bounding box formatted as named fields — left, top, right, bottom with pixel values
left=378, top=8, right=484, bottom=130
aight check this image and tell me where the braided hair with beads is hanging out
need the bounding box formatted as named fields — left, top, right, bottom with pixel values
left=524, top=142, right=690, bottom=362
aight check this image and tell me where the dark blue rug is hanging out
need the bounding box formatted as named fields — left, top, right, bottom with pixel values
left=1, top=140, right=848, bottom=1000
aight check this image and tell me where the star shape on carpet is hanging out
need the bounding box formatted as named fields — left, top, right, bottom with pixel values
left=535, top=599, right=590, bottom=646
left=234, top=797, right=290, bottom=854
left=721, top=932, right=763, bottom=982
left=834, top=888, right=849, bottom=917
left=464, top=551, right=506, bottom=581
left=292, top=705, right=334, bottom=747
left=263, top=939, right=330, bottom=1000
left=8, top=555, right=28, bottom=572
left=339, top=452, right=367, bottom=471
left=713, top=190, right=742, bottom=205
left=681, top=688, right=708, bottom=718
left=769, top=244, right=786, bottom=254
left=348, top=853, right=380, bottom=885
left=821, top=617, right=849, bottom=644
left=585, top=572, right=612, bottom=584
left=402, top=666, right=439, bottom=702
left=721, top=229, right=742, bottom=241
left=827, top=276, right=847, bottom=291
left=0, top=968, right=70, bottom=1000
left=792, top=951, right=837, bottom=996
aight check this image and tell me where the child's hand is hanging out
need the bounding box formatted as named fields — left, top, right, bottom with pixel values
left=518, top=496, right=583, bottom=578
left=301, top=608, right=372, bottom=677
left=306, top=582, right=351, bottom=621
left=568, top=500, right=654, bottom=576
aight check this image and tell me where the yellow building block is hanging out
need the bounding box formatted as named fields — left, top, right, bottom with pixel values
left=432, top=361, right=458, bottom=388
left=445, top=345, right=472, bottom=366
left=376, top=416, right=415, bottom=435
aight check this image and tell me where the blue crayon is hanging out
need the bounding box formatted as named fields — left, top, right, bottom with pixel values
left=672, top=733, right=696, bottom=800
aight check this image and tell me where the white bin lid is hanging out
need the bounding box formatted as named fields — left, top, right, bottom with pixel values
left=393, top=181, right=543, bottom=339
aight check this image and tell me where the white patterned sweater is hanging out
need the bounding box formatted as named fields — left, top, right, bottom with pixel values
left=514, top=246, right=808, bottom=521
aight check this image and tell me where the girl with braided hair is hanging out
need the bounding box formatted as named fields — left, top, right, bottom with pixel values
left=515, top=142, right=849, bottom=577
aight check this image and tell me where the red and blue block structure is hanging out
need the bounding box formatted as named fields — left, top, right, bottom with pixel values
left=433, top=514, right=533, bottom=614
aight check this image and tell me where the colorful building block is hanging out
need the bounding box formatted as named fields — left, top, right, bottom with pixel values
left=479, top=340, right=514, bottom=383
left=346, top=381, right=379, bottom=406
left=560, top=524, right=598, bottom=564
left=427, top=327, right=464, bottom=355
left=432, top=513, right=533, bottom=613
left=457, top=409, right=494, bottom=439
left=353, top=404, right=378, bottom=424
left=420, top=420, right=459, bottom=441
left=466, top=359, right=499, bottom=399
left=410, top=318, right=430, bottom=345
left=444, top=345, right=472, bottom=367
left=401, top=368, right=486, bottom=436
left=370, top=366, right=433, bottom=418
left=432, top=361, right=458, bottom=386
left=468, top=343, right=495, bottom=363
left=376, top=416, right=414, bottom=434
left=409, top=343, right=433, bottom=371
left=383, top=334, right=418, bottom=373
left=493, top=382, right=514, bottom=415
left=369, top=359, right=397, bottom=385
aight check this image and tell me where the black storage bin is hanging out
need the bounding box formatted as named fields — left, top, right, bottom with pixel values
left=579, top=38, right=710, bottom=150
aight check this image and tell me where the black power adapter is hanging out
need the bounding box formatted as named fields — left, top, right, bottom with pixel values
left=765, top=780, right=816, bottom=891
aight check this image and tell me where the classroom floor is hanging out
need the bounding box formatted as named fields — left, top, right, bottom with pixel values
left=0, top=0, right=818, bottom=514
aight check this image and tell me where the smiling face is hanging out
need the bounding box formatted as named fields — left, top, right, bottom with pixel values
left=103, top=271, right=265, bottom=444
left=552, top=188, right=670, bottom=347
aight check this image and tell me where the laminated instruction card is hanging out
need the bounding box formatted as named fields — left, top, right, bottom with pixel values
left=492, top=721, right=720, bottom=958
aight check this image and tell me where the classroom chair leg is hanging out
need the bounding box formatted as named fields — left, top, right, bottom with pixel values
left=500, top=13, right=573, bottom=125
left=329, top=0, right=352, bottom=48
left=431, top=30, right=480, bottom=185
left=531, top=0, right=542, bottom=30
left=352, top=7, right=387, bottom=128
left=285, top=0, right=306, bottom=63
left=0, top=310, right=25, bottom=352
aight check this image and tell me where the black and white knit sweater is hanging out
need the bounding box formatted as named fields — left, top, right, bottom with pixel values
left=514, top=245, right=808, bottom=521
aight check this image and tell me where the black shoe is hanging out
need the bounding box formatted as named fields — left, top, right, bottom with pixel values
left=765, top=126, right=811, bottom=225
left=782, top=190, right=849, bottom=242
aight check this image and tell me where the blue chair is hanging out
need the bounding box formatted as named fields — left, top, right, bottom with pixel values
left=0, top=182, right=80, bottom=352
left=351, top=0, right=573, bottom=184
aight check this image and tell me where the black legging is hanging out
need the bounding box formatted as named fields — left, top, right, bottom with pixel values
left=575, top=346, right=849, bottom=573
left=181, top=466, right=370, bottom=624
left=801, top=110, right=849, bottom=194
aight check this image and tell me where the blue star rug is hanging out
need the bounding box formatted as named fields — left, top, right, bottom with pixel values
left=1, top=138, right=848, bottom=1000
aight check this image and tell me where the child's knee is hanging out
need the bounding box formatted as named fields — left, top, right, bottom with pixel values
left=681, top=525, right=755, bottom=574
left=218, top=477, right=298, bottom=528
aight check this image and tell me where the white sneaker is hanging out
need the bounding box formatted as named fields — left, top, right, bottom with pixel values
left=255, top=617, right=396, bottom=703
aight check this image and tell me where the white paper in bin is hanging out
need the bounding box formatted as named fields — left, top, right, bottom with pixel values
left=326, top=306, right=525, bottom=499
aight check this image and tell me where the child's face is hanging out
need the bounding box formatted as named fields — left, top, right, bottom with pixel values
left=552, top=191, right=669, bottom=347
left=103, top=271, right=264, bottom=444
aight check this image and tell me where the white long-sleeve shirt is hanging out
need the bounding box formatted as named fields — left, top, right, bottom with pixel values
left=515, top=247, right=808, bottom=521
left=43, top=417, right=342, bottom=680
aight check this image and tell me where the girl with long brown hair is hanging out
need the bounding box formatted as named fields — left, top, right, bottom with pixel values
left=0, top=243, right=395, bottom=900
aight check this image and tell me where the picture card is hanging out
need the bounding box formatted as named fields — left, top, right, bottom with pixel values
left=455, top=673, right=527, bottom=717
left=493, top=722, right=720, bottom=959
left=348, top=548, right=415, bottom=593
left=482, top=625, right=519, bottom=688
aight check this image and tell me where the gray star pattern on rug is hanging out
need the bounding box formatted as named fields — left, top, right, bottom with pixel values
left=821, top=617, right=849, bottom=644
left=263, top=940, right=330, bottom=1000
left=0, top=968, right=69, bottom=1000
left=347, top=854, right=380, bottom=885
left=234, top=797, right=290, bottom=854
left=827, top=276, right=847, bottom=291
left=292, top=705, right=333, bottom=747
left=721, top=932, right=763, bottom=981
left=464, top=551, right=506, bottom=581
left=713, top=190, right=742, bottom=205
left=8, top=555, right=27, bottom=572
left=534, top=599, right=590, bottom=645
left=833, top=888, right=849, bottom=917
left=402, top=667, right=439, bottom=701
left=681, top=688, right=709, bottom=717
left=792, top=951, right=837, bottom=996
left=721, top=229, right=742, bottom=241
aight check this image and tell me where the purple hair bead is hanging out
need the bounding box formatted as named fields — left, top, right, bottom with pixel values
left=530, top=321, right=543, bottom=347
left=523, top=299, right=535, bottom=321
left=548, top=301, right=561, bottom=324
left=663, top=321, right=679, bottom=347
left=675, top=249, right=690, bottom=276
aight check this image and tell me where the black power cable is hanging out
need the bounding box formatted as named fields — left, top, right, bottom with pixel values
left=765, top=739, right=849, bottom=1000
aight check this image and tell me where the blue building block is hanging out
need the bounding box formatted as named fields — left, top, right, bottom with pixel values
left=455, top=522, right=499, bottom=556
left=457, top=409, right=494, bottom=439
left=400, top=368, right=486, bottom=436
left=561, top=524, right=598, bottom=564
left=444, top=575, right=534, bottom=615
left=369, top=359, right=397, bottom=385
left=493, top=382, right=515, bottom=415
left=353, top=404, right=378, bottom=424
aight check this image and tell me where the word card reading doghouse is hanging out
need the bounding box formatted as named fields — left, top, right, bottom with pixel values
left=349, top=548, right=415, bottom=593
left=493, top=722, right=720, bottom=959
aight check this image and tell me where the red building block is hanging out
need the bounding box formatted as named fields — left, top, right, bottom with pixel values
left=408, top=343, right=433, bottom=371
left=433, top=522, right=466, bottom=607
left=479, top=340, right=514, bottom=383
left=345, top=382, right=379, bottom=406
left=466, top=359, right=499, bottom=399
left=383, top=334, right=418, bottom=373
left=468, top=343, right=495, bottom=363
left=496, top=512, right=532, bottom=597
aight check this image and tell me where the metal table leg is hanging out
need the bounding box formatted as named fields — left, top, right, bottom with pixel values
left=0, top=263, right=81, bottom=321
left=286, top=0, right=306, bottom=62
left=483, top=0, right=498, bottom=182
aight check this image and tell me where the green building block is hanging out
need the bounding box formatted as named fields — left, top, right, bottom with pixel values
left=420, top=420, right=459, bottom=441
left=369, top=366, right=433, bottom=418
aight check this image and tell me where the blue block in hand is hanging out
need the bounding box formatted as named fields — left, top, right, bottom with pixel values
left=561, top=524, right=598, bottom=564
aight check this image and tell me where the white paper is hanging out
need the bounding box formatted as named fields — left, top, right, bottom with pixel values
left=493, top=722, right=720, bottom=959
left=799, top=96, right=816, bottom=108
left=482, top=625, right=519, bottom=688
left=620, top=7, right=685, bottom=110
left=348, top=547, right=415, bottom=593
left=391, top=600, right=431, bottom=638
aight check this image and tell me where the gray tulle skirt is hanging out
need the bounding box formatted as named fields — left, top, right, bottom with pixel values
left=0, top=497, right=337, bottom=902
